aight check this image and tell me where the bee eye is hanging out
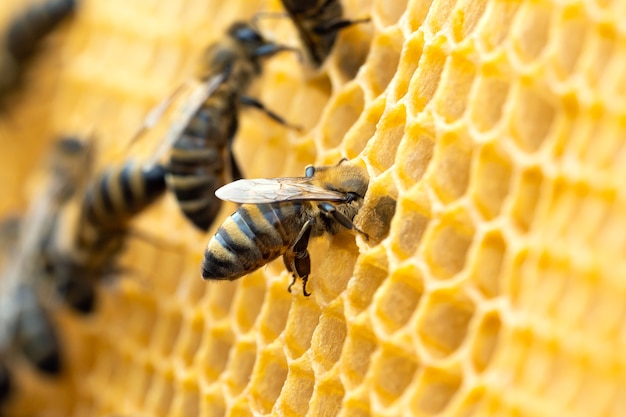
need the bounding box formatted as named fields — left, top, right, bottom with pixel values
left=305, top=165, right=315, bottom=177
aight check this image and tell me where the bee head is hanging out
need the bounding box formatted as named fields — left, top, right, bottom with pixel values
left=313, top=163, right=369, bottom=199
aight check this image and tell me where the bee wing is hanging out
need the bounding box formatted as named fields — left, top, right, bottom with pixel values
left=215, top=178, right=347, bottom=204
left=143, top=73, right=227, bottom=168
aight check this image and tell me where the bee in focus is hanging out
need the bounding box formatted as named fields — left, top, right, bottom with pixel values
left=202, top=160, right=369, bottom=296
left=133, top=21, right=298, bottom=231
left=279, top=0, right=370, bottom=68
left=0, top=0, right=76, bottom=100
left=45, top=160, right=167, bottom=314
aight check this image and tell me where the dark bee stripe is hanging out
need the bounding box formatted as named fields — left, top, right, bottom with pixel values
left=0, top=360, right=11, bottom=403
left=120, top=164, right=136, bottom=209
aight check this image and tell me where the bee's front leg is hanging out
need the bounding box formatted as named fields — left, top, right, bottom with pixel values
left=283, top=218, right=314, bottom=296
left=318, top=202, right=369, bottom=240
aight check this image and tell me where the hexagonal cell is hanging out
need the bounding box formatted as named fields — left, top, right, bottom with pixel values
left=470, top=311, right=502, bottom=373
left=372, top=262, right=424, bottom=335
left=470, top=142, right=513, bottom=220
left=205, top=282, right=237, bottom=320
left=172, top=311, right=204, bottom=367
left=310, top=300, right=348, bottom=374
left=404, top=0, right=435, bottom=33
left=307, top=375, right=346, bottom=417
left=366, top=104, right=406, bottom=173
left=258, top=283, right=292, bottom=344
left=469, top=229, right=506, bottom=298
left=362, top=27, right=404, bottom=98
left=449, top=0, right=489, bottom=43
left=200, top=385, right=226, bottom=417
left=283, top=75, right=333, bottom=133
left=342, top=95, right=385, bottom=159
left=224, top=338, right=257, bottom=396
left=422, top=207, right=475, bottom=280
left=169, top=381, right=199, bottom=417
left=143, top=371, right=175, bottom=416
left=416, top=288, right=475, bottom=359
left=371, top=343, right=419, bottom=407
left=346, top=245, right=389, bottom=314
left=474, top=1, right=521, bottom=53
left=468, top=71, right=511, bottom=134
left=320, top=82, right=365, bottom=149
left=232, top=272, right=267, bottom=334
left=248, top=344, right=289, bottom=415
left=354, top=171, right=397, bottom=241
left=423, top=0, right=458, bottom=34
left=275, top=359, right=315, bottom=416
left=508, top=166, right=544, bottom=233
left=410, top=365, right=463, bottom=415
left=428, top=127, right=473, bottom=204
left=316, top=231, right=362, bottom=300
left=283, top=300, right=322, bottom=359
left=432, top=53, right=477, bottom=124
left=197, top=323, right=234, bottom=383
left=547, top=4, right=588, bottom=82
left=374, top=0, right=408, bottom=27
left=338, top=387, right=371, bottom=417
left=126, top=362, right=154, bottom=409
left=338, top=320, right=378, bottom=389
left=331, top=17, right=374, bottom=83
left=395, top=114, right=436, bottom=190
left=508, top=83, right=558, bottom=154
left=389, top=187, right=431, bottom=260
left=406, top=35, right=447, bottom=116
left=124, top=294, right=157, bottom=347
left=442, top=385, right=486, bottom=417
left=149, top=309, right=183, bottom=358
left=509, top=1, right=553, bottom=64
left=390, top=31, right=424, bottom=102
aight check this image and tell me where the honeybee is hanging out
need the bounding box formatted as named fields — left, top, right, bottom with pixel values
left=45, top=161, right=167, bottom=314
left=135, top=21, right=297, bottom=231
left=202, top=160, right=369, bottom=296
left=279, top=0, right=370, bottom=67
left=0, top=0, right=76, bottom=99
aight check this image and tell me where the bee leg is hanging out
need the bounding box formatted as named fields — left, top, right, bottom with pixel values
left=314, top=17, right=371, bottom=35
left=283, top=218, right=315, bottom=296
left=240, top=95, right=302, bottom=131
left=318, top=202, right=369, bottom=240
left=229, top=144, right=243, bottom=181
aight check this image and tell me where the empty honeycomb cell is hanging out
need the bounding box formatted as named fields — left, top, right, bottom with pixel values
left=143, top=371, right=175, bottom=416
left=320, top=82, right=365, bottom=149
left=330, top=18, right=373, bottom=83
left=374, top=0, right=408, bottom=27
left=470, top=142, right=513, bottom=220
left=362, top=27, right=403, bottom=98
left=389, top=187, right=431, bottom=259
left=197, top=324, right=234, bottom=383
left=338, top=319, right=378, bottom=389
left=515, top=250, right=567, bottom=316
left=508, top=166, right=544, bottom=232
left=149, top=308, right=183, bottom=358
left=283, top=300, right=322, bottom=359
left=443, top=386, right=486, bottom=417
left=258, top=283, right=292, bottom=344
left=469, top=229, right=506, bottom=298
left=395, top=114, right=435, bottom=190
left=276, top=359, right=316, bottom=416
left=307, top=375, right=346, bottom=417
left=428, top=127, right=473, bottom=204
left=508, top=82, right=558, bottom=151
left=200, top=386, right=226, bottom=417
left=449, top=0, right=489, bottom=43
left=205, top=282, right=238, bottom=320
left=432, top=53, right=477, bottom=123
left=405, top=35, right=447, bottom=116
left=553, top=269, right=594, bottom=331
left=470, top=311, right=502, bottom=373
left=316, top=231, right=361, bottom=300
left=410, top=365, right=463, bottom=415
left=310, top=300, right=348, bottom=374
left=232, top=272, right=267, bottom=334
left=248, top=344, right=289, bottom=414
left=390, top=31, right=423, bottom=102
left=342, top=95, right=385, bottom=158
left=354, top=172, right=397, bottom=241
left=287, top=75, right=333, bottom=133
left=125, top=295, right=159, bottom=348
left=416, top=288, right=475, bottom=359
left=468, top=70, right=511, bottom=134
left=424, top=0, right=457, bottom=35
left=170, top=380, right=200, bottom=417
left=509, top=1, right=553, bottom=64
left=338, top=388, right=371, bottom=417
left=422, top=206, right=475, bottom=279
left=346, top=245, right=389, bottom=314
left=172, top=312, right=204, bottom=367
left=547, top=4, right=588, bottom=82
left=370, top=343, right=419, bottom=407
left=534, top=341, right=584, bottom=407
left=372, top=263, right=424, bottom=335
left=365, top=103, right=406, bottom=173
left=223, top=338, right=256, bottom=396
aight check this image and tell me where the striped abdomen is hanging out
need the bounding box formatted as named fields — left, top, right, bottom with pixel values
left=5, top=0, right=76, bottom=61
left=167, top=89, right=238, bottom=231
left=202, top=202, right=305, bottom=280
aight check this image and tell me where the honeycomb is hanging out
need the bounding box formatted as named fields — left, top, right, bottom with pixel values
left=1, top=0, right=626, bottom=415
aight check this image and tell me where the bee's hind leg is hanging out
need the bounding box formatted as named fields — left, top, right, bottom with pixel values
left=283, top=218, right=314, bottom=296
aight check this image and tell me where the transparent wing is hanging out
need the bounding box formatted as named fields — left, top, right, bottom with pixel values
left=215, top=178, right=347, bottom=204
left=141, top=73, right=227, bottom=168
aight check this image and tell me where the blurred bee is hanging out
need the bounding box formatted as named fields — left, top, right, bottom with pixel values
left=0, top=0, right=76, bottom=99
left=202, top=160, right=369, bottom=296
left=134, top=21, right=298, bottom=231
left=279, top=0, right=370, bottom=67
left=45, top=161, right=167, bottom=314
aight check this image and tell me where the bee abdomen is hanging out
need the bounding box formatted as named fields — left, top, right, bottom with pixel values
left=6, top=0, right=76, bottom=61
left=202, top=204, right=298, bottom=280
